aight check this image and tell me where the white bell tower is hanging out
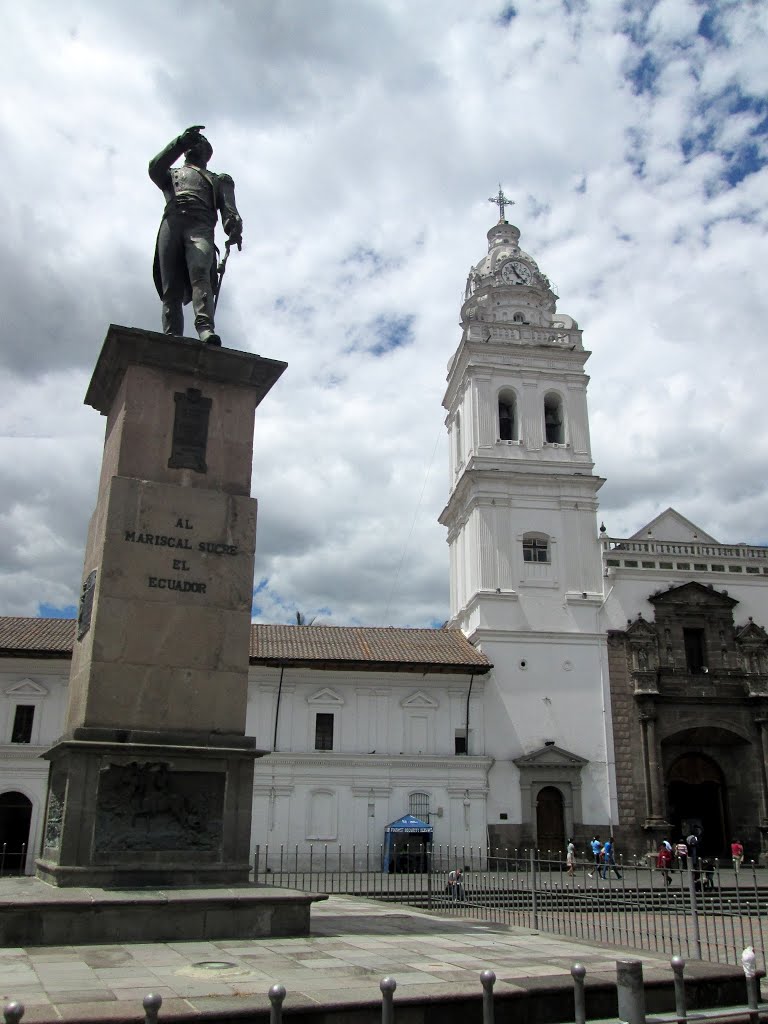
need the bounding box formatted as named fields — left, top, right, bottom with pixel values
left=439, top=192, right=615, bottom=847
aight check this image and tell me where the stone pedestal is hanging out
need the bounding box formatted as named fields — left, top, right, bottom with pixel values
left=36, top=325, right=286, bottom=888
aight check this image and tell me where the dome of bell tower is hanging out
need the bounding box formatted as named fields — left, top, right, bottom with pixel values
left=459, top=189, right=578, bottom=339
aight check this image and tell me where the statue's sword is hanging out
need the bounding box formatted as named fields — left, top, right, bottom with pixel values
left=214, top=236, right=242, bottom=313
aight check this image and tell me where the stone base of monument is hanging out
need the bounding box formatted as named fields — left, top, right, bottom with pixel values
left=37, top=728, right=260, bottom=888
left=0, top=876, right=326, bottom=946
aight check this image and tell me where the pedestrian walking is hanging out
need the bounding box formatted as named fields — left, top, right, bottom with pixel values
left=686, top=831, right=700, bottom=866
left=566, top=838, right=575, bottom=876
left=588, top=836, right=601, bottom=877
left=675, top=839, right=688, bottom=870
left=731, top=839, right=744, bottom=875
left=600, top=836, right=622, bottom=880
left=657, top=841, right=673, bottom=886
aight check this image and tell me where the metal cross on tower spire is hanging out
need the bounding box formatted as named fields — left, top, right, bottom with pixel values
left=489, top=186, right=514, bottom=223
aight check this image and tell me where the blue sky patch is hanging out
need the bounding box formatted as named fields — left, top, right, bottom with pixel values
left=367, top=314, right=415, bottom=357
left=39, top=602, right=77, bottom=619
left=626, top=51, right=659, bottom=96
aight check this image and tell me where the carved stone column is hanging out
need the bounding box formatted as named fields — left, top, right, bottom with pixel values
left=638, top=701, right=669, bottom=831
left=755, top=712, right=768, bottom=864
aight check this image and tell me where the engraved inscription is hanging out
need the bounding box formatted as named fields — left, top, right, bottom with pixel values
left=95, top=762, right=224, bottom=853
left=121, top=512, right=246, bottom=597
left=77, top=568, right=97, bottom=640
left=169, top=388, right=211, bottom=473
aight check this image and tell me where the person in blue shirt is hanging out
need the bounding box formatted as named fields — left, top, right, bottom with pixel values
left=600, top=837, right=622, bottom=880
left=588, top=836, right=601, bottom=878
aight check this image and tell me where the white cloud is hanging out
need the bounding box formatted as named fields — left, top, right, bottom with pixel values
left=1, top=0, right=767, bottom=625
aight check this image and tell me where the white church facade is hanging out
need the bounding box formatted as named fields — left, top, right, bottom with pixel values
left=0, top=205, right=767, bottom=871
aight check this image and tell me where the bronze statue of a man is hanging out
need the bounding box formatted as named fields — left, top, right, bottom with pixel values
left=149, top=125, right=242, bottom=346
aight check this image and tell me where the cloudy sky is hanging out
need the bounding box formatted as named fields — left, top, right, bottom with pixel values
left=1, top=0, right=767, bottom=628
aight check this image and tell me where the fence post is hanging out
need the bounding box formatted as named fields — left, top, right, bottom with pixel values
left=268, top=983, right=285, bottom=1024
left=143, top=994, right=162, bottom=1024
left=685, top=862, right=702, bottom=959
left=571, top=963, right=586, bottom=1024
left=380, top=977, right=396, bottom=1024
left=480, top=970, right=496, bottom=1024
left=530, top=849, right=539, bottom=930
left=616, top=960, right=646, bottom=1024
left=427, top=846, right=432, bottom=910
left=742, top=948, right=759, bottom=1024
left=3, top=1003, right=24, bottom=1024
left=671, top=957, right=686, bottom=1024
left=254, top=845, right=260, bottom=883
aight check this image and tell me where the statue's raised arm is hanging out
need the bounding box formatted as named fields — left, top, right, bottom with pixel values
left=149, top=126, right=243, bottom=346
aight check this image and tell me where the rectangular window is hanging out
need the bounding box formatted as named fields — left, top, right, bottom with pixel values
left=314, top=713, right=334, bottom=751
left=711, top=564, right=725, bottom=572
left=676, top=562, right=691, bottom=570
left=523, top=538, right=549, bottom=563
left=728, top=565, right=743, bottom=572
left=11, top=705, right=35, bottom=744
left=694, top=563, right=707, bottom=571
left=747, top=567, right=760, bottom=574
left=660, top=561, right=673, bottom=569
left=455, top=729, right=467, bottom=755
left=624, top=560, right=638, bottom=567
left=683, top=628, right=707, bottom=674
left=642, top=561, right=656, bottom=568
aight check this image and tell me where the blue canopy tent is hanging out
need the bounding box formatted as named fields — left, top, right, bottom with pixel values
left=382, top=814, right=433, bottom=873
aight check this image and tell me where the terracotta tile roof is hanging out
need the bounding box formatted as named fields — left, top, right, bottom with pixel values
left=0, top=617, right=76, bottom=657
left=0, top=618, right=491, bottom=674
left=249, top=624, right=491, bottom=673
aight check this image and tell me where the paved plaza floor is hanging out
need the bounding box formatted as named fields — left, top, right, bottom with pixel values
left=0, top=894, right=741, bottom=1022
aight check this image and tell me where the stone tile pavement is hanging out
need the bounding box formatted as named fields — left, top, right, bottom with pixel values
left=0, top=894, right=720, bottom=1022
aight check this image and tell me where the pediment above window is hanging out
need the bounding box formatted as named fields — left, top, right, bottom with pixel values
left=307, top=687, right=344, bottom=706
left=649, top=581, right=737, bottom=610
left=400, top=691, right=439, bottom=709
left=513, top=744, right=588, bottom=770
left=4, top=678, right=48, bottom=698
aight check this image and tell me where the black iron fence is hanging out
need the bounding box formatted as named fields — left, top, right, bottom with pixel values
left=254, top=844, right=768, bottom=972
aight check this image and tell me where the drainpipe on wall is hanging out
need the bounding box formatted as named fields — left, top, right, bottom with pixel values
left=273, top=665, right=285, bottom=751
left=465, top=673, right=475, bottom=754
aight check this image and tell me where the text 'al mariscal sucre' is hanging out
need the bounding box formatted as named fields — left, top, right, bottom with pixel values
left=123, top=530, right=238, bottom=556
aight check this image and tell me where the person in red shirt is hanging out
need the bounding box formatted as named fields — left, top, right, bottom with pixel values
left=657, top=841, right=673, bottom=886
left=731, top=839, right=744, bottom=874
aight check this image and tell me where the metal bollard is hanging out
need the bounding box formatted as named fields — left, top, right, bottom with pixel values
left=616, top=960, right=646, bottom=1024
left=3, top=1003, right=23, bottom=1024
left=671, top=957, right=686, bottom=1024
left=571, top=963, right=586, bottom=1024
left=381, top=977, right=396, bottom=1024
left=268, top=983, right=286, bottom=1024
left=143, top=993, right=162, bottom=1024
left=481, top=969, right=496, bottom=1024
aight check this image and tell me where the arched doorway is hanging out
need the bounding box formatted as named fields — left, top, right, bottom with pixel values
left=667, top=753, right=728, bottom=858
left=536, top=786, right=565, bottom=855
left=0, top=791, right=32, bottom=875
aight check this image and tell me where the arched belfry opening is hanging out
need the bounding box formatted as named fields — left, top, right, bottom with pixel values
left=0, top=791, right=32, bottom=874
left=498, top=390, right=517, bottom=441
left=544, top=392, right=564, bottom=444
